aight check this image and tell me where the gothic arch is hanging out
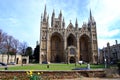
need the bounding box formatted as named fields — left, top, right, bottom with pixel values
left=66, top=46, right=78, bottom=64
left=67, top=32, right=76, bottom=38
left=67, top=33, right=77, bottom=47
left=79, top=34, right=91, bottom=62
left=79, top=32, right=90, bottom=38
left=70, top=57, right=75, bottom=63
left=50, top=32, right=64, bottom=63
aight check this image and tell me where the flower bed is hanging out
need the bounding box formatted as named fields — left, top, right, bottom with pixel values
left=0, top=70, right=105, bottom=80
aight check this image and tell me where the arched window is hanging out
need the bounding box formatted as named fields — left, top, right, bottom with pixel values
left=67, top=36, right=74, bottom=46
left=70, top=48, right=75, bottom=55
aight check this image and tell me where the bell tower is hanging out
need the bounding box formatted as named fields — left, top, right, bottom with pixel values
left=88, top=10, right=98, bottom=63
left=51, top=10, right=63, bottom=28
left=39, top=5, right=49, bottom=64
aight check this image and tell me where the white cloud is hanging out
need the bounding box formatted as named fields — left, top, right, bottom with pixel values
left=98, top=28, right=120, bottom=38
left=1, top=0, right=120, bottom=49
left=98, top=39, right=120, bottom=49
left=87, top=0, right=120, bottom=48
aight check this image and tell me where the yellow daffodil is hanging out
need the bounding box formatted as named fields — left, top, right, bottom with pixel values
left=41, top=72, right=43, bottom=74
left=26, top=71, right=29, bottom=75
left=29, top=71, right=33, bottom=75
left=30, top=74, right=33, bottom=77
left=38, top=72, right=40, bottom=75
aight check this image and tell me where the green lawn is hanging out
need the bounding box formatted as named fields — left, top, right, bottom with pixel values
left=0, top=63, right=105, bottom=70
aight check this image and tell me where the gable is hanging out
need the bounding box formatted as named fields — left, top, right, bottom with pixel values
left=67, top=23, right=74, bottom=29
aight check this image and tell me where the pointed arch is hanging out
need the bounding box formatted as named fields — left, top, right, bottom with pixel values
left=67, top=33, right=77, bottom=47
left=70, top=57, right=75, bottom=63
left=50, top=32, right=64, bottom=63
left=79, top=34, right=91, bottom=62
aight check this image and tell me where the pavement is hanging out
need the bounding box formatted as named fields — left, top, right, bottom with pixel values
left=54, top=77, right=120, bottom=80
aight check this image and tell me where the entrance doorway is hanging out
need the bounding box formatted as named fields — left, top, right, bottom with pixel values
left=70, top=57, right=75, bottom=63
left=50, top=32, right=64, bottom=63
left=79, top=34, right=90, bottom=62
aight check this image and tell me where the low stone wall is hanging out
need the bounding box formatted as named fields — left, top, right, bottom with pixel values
left=105, top=68, right=120, bottom=78
left=0, top=70, right=105, bottom=80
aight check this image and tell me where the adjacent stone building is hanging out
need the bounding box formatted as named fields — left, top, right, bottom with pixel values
left=0, top=54, right=29, bottom=64
left=99, top=40, right=120, bottom=64
left=39, top=5, right=98, bottom=64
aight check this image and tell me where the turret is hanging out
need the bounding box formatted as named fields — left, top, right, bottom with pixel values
left=62, top=18, right=65, bottom=28
left=90, top=9, right=92, bottom=20
left=59, top=10, right=62, bottom=28
left=115, top=40, right=118, bottom=45
left=51, top=9, right=55, bottom=27
left=107, top=42, right=110, bottom=47
left=88, top=9, right=96, bottom=26
left=75, top=18, right=78, bottom=29
left=43, top=5, right=47, bottom=22
left=41, top=5, right=49, bottom=29
left=51, top=9, right=63, bottom=28
left=59, top=10, right=62, bottom=19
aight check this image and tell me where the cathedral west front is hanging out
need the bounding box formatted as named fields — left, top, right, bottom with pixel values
left=39, top=5, right=98, bottom=64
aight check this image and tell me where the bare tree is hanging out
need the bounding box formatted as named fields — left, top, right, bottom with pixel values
left=4, top=35, right=13, bottom=64
left=19, top=42, right=28, bottom=56
left=0, top=29, right=28, bottom=64
left=0, top=30, right=4, bottom=62
left=0, top=29, right=3, bottom=53
left=12, top=39, right=19, bottom=63
left=0, top=30, right=5, bottom=52
left=0, top=30, right=8, bottom=62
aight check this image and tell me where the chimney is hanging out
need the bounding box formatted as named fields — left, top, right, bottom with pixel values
left=115, top=40, right=118, bottom=45
left=107, top=42, right=110, bottom=47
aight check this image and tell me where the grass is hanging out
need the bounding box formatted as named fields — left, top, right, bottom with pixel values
left=0, top=63, right=105, bottom=70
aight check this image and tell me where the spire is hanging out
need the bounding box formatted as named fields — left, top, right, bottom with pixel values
left=60, top=10, right=62, bottom=16
left=88, top=9, right=96, bottom=25
left=70, top=20, right=71, bottom=23
left=75, top=18, right=78, bottom=28
left=52, top=9, right=55, bottom=17
left=75, top=18, right=78, bottom=25
left=59, top=10, right=62, bottom=19
left=51, top=9, right=55, bottom=27
left=63, top=17, right=65, bottom=23
left=43, top=4, right=47, bottom=22
left=90, top=9, right=92, bottom=20
left=62, top=17, right=65, bottom=28
left=41, top=13, right=43, bottom=22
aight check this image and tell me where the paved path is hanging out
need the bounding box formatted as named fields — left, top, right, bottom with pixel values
left=54, top=77, right=120, bottom=80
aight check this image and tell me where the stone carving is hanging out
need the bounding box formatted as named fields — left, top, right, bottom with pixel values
left=42, top=31, right=46, bottom=40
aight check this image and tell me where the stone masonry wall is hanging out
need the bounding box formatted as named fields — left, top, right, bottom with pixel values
left=0, top=70, right=105, bottom=80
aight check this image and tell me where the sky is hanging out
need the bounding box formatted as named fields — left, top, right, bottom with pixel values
left=0, top=0, right=120, bottom=49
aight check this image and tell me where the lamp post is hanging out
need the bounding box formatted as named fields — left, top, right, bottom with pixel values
left=104, top=58, right=107, bottom=68
left=103, top=47, right=107, bottom=68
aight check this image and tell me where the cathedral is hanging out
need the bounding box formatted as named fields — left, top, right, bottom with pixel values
left=39, top=5, right=98, bottom=64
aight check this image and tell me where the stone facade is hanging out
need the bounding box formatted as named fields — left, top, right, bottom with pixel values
left=99, top=40, right=120, bottom=64
left=0, top=54, right=22, bottom=64
left=39, top=5, right=98, bottom=64
left=0, top=54, right=29, bottom=64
